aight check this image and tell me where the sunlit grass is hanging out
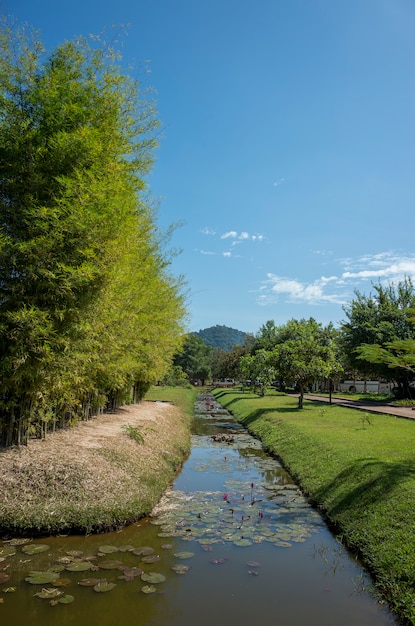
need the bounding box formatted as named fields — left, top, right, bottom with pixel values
left=212, top=388, right=415, bottom=625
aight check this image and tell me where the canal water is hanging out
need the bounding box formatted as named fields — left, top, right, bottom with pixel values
left=0, top=393, right=396, bottom=625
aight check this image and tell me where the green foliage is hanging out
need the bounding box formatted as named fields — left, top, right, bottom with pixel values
left=194, top=325, right=252, bottom=351
left=122, top=424, right=144, bottom=445
left=173, top=334, right=212, bottom=384
left=0, top=18, right=186, bottom=445
left=340, top=278, right=415, bottom=396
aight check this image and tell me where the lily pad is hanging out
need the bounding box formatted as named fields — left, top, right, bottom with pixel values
left=94, top=582, right=116, bottom=593
left=118, top=545, right=135, bottom=552
left=118, top=567, right=143, bottom=581
left=34, top=587, right=63, bottom=599
left=132, top=546, right=154, bottom=556
left=25, top=571, right=60, bottom=585
left=171, top=564, right=189, bottom=574
left=65, top=561, right=93, bottom=572
left=140, top=555, right=160, bottom=564
left=21, top=544, right=49, bottom=555
left=173, top=551, right=194, bottom=560
left=0, top=547, right=16, bottom=557
left=50, top=594, right=75, bottom=605
left=141, top=585, right=157, bottom=594
left=52, top=578, right=72, bottom=587
left=141, top=572, right=166, bottom=584
left=233, top=539, right=252, bottom=547
left=98, top=545, right=118, bottom=554
left=66, top=550, right=83, bottom=558
left=78, top=578, right=107, bottom=587
left=8, top=538, right=31, bottom=547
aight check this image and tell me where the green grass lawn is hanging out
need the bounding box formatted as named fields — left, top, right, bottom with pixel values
left=145, top=385, right=198, bottom=416
left=211, top=388, right=415, bottom=625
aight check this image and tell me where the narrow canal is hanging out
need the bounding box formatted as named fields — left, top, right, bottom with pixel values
left=0, top=393, right=396, bottom=625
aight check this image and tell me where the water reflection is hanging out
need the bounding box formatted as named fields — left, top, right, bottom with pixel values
left=0, top=393, right=396, bottom=625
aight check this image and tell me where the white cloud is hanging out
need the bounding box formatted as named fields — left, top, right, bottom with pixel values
left=223, top=251, right=232, bottom=257
left=221, top=231, right=238, bottom=239
left=239, top=232, right=249, bottom=240
left=199, top=249, right=216, bottom=255
left=260, top=274, right=347, bottom=306
left=273, top=178, right=285, bottom=187
left=257, top=251, right=415, bottom=310
left=201, top=227, right=216, bottom=236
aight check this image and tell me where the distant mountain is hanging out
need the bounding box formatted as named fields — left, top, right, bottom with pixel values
left=194, top=325, right=252, bottom=351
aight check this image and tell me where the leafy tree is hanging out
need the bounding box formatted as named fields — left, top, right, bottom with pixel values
left=211, top=344, right=249, bottom=381
left=173, top=334, right=212, bottom=385
left=0, top=19, right=185, bottom=445
left=240, top=350, right=276, bottom=396
left=340, top=278, right=415, bottom=397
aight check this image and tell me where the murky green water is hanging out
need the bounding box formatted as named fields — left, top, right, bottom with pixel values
left=0, top=393, right=397, bottom=625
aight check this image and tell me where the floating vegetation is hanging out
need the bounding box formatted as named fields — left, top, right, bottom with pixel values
left=65, top=561, right=94, bottom=572
left=21, top=544, right=50, bottom=555
left=51, top=594, right=75, bottom=605
left=34, top=587, right=62, bottom=599
left=173, top=552, right=194, bottom=560
left=93, top=582, right=116, bottom=593
left=0, top=546, right=16, bottom=558
left=98, top=545, right=119, bottom=554
left=78, top=578, right=107, bottom=587
left=0, top=572, right=11, bottom=584
left=25, top=571, right=61, bottom=585
left=132, top=546, right=154, bottom=557
left=141, top=585, right=157, bottom=594
left=98, top=560, right=123, bottom=570
left=141, top=572, right=166, bottom=584
left=171, top=564, right=190, bottom=575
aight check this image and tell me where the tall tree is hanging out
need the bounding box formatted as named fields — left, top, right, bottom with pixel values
left=173, top=334, right=212, bottom=385
left=340, top=278, right=415, bottom=397
left=0, top=19, right=185, bottom=445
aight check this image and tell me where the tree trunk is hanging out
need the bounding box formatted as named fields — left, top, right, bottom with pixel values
left=298, top=384, right=304, bottom=409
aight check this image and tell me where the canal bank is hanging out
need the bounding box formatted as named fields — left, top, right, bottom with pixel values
left=0, top=391, right=395, bottom=625
left=211, top=388, right=415, bottom=625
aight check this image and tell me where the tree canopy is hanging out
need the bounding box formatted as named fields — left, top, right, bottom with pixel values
left=0, top=19, right=186, bottom=445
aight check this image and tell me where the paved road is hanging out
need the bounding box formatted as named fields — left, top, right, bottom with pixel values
left=304, top=394, right=415, bottom=420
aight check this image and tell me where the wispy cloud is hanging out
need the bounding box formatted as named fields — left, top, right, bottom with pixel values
left=257, top=251, right=415, bottom=309
left=273, top=178, right=285, bottom=187
left=201, top=227, right=216, bottom=235
left=259, top=275, right=346, bottom=306
left=221, top=231, right=238, bottom=239
left=223, top=251, right=232, bottom=257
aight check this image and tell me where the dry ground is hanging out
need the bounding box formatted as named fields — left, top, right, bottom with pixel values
left=0, top=401, right=191, bottom=536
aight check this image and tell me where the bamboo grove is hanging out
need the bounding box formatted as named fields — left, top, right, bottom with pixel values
left=0, top=20, right=186, bottom=446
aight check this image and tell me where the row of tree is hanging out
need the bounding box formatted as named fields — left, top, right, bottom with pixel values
left=0, top=20, right=186, bottom=445
left=169, top=278, right=415, bottom=408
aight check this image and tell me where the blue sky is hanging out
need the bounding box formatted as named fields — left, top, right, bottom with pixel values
left=10, top=0, right=415, bottom=334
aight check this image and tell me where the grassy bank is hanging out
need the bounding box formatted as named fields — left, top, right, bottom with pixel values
left=0, top=388, right=196, bottom=537
left=211, top=388, right=415, bottom=625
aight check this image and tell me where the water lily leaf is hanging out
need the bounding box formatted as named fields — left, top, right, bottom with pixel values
left=246, top=561, right=261, bottom=568
left=0, top=572, right=11, bottom=584
left=200, top=544, right=213, bottom=551
left=52, top=578, right=72, bottom=587
left=21, top=544, right=49, bottom=555
left=171, top=564, right=189, bottom=575
left=25, top=571, right=60, bottom=585
left=65, top=561, right=93, bottom=572
left=161, top=544, right=173, bottom=550
left=34, top=587, right=63, bottom=599
left=78, top=578, right=107, bottom=587
left=56, top=556, right=73, bottom=565
left=233, top=539, right=252, bottom=547
left=66, top=550, right=83, bottom=558
left=173, top=552, right=194, bottom=560
left=132, top=546, right=154, bottom=556
left=274, top=540, right=292, bottom=548
left=57, top=594, right=75, bottom=604
left=118, top=545, right=135, bottom=552
left=141, top=572, right=166, bottom=584
left=8, top=538, right=31, bottom=547
left=98, top=560, right=123, bottom=570
left=98, top=545, right=118, bottom=554
left=0, top=547, right=16, bottom=557
left=140, top=555, right=160, bottom=564
left=141, top=585, right=156, bottom=594
left=118, top=567, right=143, bottom=581
left=94, top=582, right=116, bottom=593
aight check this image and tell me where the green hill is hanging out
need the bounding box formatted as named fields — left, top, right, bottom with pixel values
left=194, top=325, right=251, bottom=351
